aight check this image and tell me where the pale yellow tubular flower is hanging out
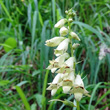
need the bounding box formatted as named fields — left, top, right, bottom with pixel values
left=74, top=75, right=84, bottom=87
left=46, top=53, right=69, bottom=73
left=54, top=38, right=70, bottom=56
left=54, top=18, right=67, bottom=28
left=61, top=72, right=75, bottom=93
left=65, top=57, right=76, bottom=69
left=70, top=75, right=90, bottom=101
left=45, top=37, right=65, bottom=47
left=60, top=73, right=69, bottom=79
left=47, top=53, right=69, bottom=69
left=64, top=71, right=75, bottom=81
left=59, top=27, right=68, bottom=36
left=56, top=57, right=75, bottom=74
left=62, top=80, right=73, bottom=94
left=56, top=66, right=72, bottom=74
left=70, top=32, right=80, bottom=41
left=56, top=53, right=70, bottom=65
left=47, top=74, right=62, bottom=96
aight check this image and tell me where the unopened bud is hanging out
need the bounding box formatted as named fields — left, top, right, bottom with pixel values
left=60, top=27, right=68, bottom=36
left=68, top=18, right=73, bottom=22
left=70, top=32, right=80, bottom=41
left=45, top=37, right=65, bottom=47
left=72, top=43, right=80, bottom=50
left=65, top=10, right=68, bottom=14
left=54, top=19, right=67, bottom=28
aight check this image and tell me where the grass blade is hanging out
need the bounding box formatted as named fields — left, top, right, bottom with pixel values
left=88, top=82, right=103, bottom=110
left=15, top=86, right=31, bottom=110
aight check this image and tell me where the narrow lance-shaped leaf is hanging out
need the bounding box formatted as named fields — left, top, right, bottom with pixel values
left=49, top=99, right=76, bottom=107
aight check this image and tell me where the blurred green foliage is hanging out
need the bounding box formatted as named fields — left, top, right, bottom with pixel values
left=0, top=0, right=110, bottom=110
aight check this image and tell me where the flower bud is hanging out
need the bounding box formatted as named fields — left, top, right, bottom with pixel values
left=59, top=27, right=68, bottom=36
left=72, top=43, right=80, bottom=50
left=54, top=19, right=67, bottom=28
left=68, top=18, right=73, bottom=22
left=45, top=37, right=65, bottom=47
left=47, top=74, right=62, bottom=96
left=70, top=32, right=80, bottom=41
left=65, top=10, right=68, bottom=14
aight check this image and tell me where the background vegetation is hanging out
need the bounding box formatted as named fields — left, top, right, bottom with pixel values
left=0, top=0, right=110, bottom=110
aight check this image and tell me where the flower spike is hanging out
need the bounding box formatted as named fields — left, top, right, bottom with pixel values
left=46, top=8, right=90, bottom=107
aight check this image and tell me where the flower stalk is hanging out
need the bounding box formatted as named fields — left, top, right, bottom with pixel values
left=76, top=101, right=80, bottom=110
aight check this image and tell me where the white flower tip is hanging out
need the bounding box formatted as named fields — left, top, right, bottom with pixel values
left=52, top=74, right=61, bottom=84
left=63, top=86, right=71, bottom=94
left=51, top=89, right=57, bottom=96
left=45, top=43, right=47, bottom=46
left=74, top=93, right=83, bottom=101
left=74, top=75, right=84, bottom=87
left=46, top=65, right=52, bottom=70
left=54, top=24, right=58, bottom=28
left=51, top=68, right=57, bottom=73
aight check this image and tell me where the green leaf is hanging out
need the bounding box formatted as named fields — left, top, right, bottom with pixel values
left=0, top=80, right=9, bottom=86
left=15, top=86, right=31, bottom=110
left=88, top=82, right=103, bottom=110
left=95, top=90, right=110, bottom=106
left=4, top=37, right=17, bottom=52
left=32, top=70, right=41, bottom=77
left=16, top=81, right=29, bottom=87
left=31, top=103, right=37, bottom=110
left=73, top=21, right=103, bottom=42
left=49, top=99, right=76, bottom=107
left=35, top=94, right=45, bottom=108
left=39, top=12, right=43, bottom=26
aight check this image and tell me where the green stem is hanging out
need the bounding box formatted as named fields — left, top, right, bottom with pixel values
left=68, top=21, right=75, bottom=72
left=41, top=70, right=49, bottom=110
left=70, top=40, right=73, bottom=57
left=68, top=22, right=74, bottom=57
left=76, top=101, right=80, bottom=110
